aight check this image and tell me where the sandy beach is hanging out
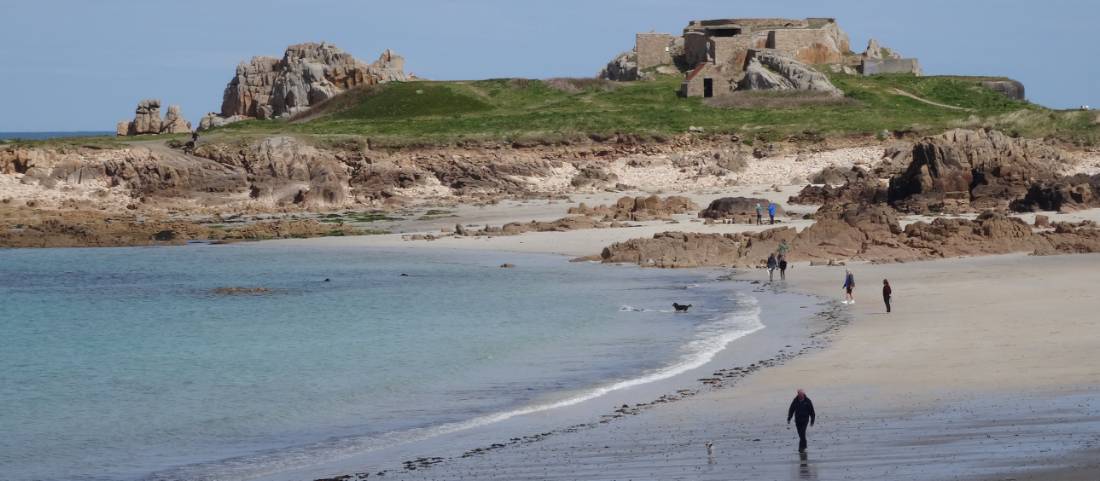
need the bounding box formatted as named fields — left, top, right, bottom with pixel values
left=269, top=200, right=1100, bottom=481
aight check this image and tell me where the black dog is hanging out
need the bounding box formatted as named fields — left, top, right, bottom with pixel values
left=673, top=303, right=692, bottom=312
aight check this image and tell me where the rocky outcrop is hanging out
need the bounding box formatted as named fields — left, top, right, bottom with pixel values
left=161, top=105, right=192, bottom=134
left=568, top=195, right=698, bottom=221
left=116, top=100, right=192, bottom=136
left=861, top=38, right=903, bottom=60
left=980, top=79, right=1026, bottom=101
left=0, top=207, right=361, bottom=248
left=789, top=168, right=887, bottom=205
left=600, top=203, right=1100, bottom=267
left=1012, top=173, right=1100, bottom=212
left=211, top=43, right=406, bottom=125
left=738, top=51, right=842, bottom=96
left=600, top=52, right=641, bottom=81
left=698, top=197, right=782, bottom=221
left=130, top=99, right=162, bottom=135
left=888, top=129, right=1067, bottom=213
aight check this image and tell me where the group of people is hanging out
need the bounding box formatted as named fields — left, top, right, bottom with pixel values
left=765, top=240, right=791, bottom=282
left=755, top=202, right=779, bottom=225
left=776, top=272, right=894, bottom=454
left=840, top=269, right=892, bottom=313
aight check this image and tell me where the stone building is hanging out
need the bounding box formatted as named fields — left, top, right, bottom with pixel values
left=619, top=17, right=921, bottom=99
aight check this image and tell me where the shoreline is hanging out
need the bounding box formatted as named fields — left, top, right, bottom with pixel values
left=273, top=224, right=1100, bottom=481
left=253, top=250, right=844, bottom=481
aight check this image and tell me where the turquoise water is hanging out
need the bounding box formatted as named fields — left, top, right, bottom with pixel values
left=0, top=244, right=758, bottom=481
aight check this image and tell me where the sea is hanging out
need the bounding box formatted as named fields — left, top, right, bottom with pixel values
left=0, top=131, right=114, bottom=141
left=0, top=243, right=765, bottom=481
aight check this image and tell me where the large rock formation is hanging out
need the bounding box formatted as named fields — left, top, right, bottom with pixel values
left=1012, top=173, right=1100, bottom=213
left=738, top=51, right=843, bottom=96
left=887, top=129, right=1066, bottom=213
left=599, top=203, right=1100, bottom=267
left=208, top=43, right=406, bottom=127
left=161, top=105, right=192, bottom=134
left=116, top=100, right=192, bottom=136
left=568, top=195, right=698, bottom=221
left=599, top=51, right=641, bottom=81
left=698, top=197, right=782, bottom=221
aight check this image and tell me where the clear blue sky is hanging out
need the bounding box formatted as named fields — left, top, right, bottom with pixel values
left=1, top=0, right=1096, bottom=132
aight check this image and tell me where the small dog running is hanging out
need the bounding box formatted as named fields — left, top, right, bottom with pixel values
left=673, top=303, right=692, bottom=312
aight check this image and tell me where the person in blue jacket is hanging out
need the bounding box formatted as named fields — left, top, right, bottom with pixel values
left=842, top=270, right=855, bottom=304
left=768, top=202, right=777, bottom=224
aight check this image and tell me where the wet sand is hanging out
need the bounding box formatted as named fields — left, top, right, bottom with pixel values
left=341, top=253, right=1100, bottom=481
left=276, top=204, right=1100, bottom=480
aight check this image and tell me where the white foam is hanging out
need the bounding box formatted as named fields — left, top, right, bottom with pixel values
left=386, top=293, right=764, bottom=445
left=166, top=294, right=766, bottom=481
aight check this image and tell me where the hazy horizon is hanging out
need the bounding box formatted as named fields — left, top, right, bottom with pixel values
left=2, top=0, right=1097, bottom=131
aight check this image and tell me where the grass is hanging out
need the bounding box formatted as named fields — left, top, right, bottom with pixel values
left=206, top=73, right=1098, bottom=146
left=12, top=73, right=1098, bottom=149
left=318, top=211, right=402, bottom=223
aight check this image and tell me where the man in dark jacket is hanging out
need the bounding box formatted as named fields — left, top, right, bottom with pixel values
left=787, top=389, right=816, bottom=452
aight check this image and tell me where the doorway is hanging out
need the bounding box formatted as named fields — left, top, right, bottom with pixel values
left=703, top=78, right=714, bottom=98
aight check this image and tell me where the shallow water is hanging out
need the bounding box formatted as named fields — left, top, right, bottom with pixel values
left=0, top=244, right=763, bottom=481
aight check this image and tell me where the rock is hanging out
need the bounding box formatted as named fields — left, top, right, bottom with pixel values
left=212, top=287, right=272, bottom=295
left=1012, top=174, right=1100, bottom=212
left=790, top=168, right=886, bottom=205
left=980, top=79, right=1026, bottom=101
left=599, top=51, right=641, bottom=81
left=1035, top=214, right=1050, bottom=228
left=698, top=197, right=781, bottom=221
left=161, top=105, right=192, bottom=134
left=129, top=99, right=162, bottom=135
left=218, top=43, right=407, bottom=120
left=739, top=51, right=842, bottom=96
left=862, top=38, right=903, bottom=60
left=888, top=129, right=1067, bottom=214
left=199, top=113, right=247, bottom=131
left=568, top=195, right=698, bottom=221
left=570, top=165, right=619, bottom=189
left=117, top=100, right=192, bottom=136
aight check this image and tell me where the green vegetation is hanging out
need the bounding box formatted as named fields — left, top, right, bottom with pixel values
left=9, top=74, right=1096, bottom=150
left=319, top=211, right=402, bottom=224
left=207, top=74, right=1097, bottom=146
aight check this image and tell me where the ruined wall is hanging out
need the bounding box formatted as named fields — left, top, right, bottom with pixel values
left=710, top=36, right=755, bottom=69
left=684, top=32, right=709, bottom=67
left=767, top=26, right=849, bottom=65
left=636, top=33, right=676, bottom=71
left=862, top=58, right=922, bottom=76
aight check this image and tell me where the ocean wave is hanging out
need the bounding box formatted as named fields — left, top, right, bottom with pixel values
left=151, top=295, right=765, bottom=481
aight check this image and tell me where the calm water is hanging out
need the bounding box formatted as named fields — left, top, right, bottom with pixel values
left=0, top=131, right=114, bottom=141
left=0, top=244, right=760, bottom=481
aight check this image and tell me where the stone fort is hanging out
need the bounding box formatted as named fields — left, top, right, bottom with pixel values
left=627, top=17, right=920, bottom=98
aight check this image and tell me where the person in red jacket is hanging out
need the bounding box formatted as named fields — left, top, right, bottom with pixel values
left=883, top=279, right=892, bottom=313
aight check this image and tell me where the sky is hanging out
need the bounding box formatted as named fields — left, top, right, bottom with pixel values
left=1, top=0, right=1097, bottom=132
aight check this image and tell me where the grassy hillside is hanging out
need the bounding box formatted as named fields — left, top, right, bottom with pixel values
left=8, top=74, right=1096, bottom=149
left=210, top=73, right=1097, bottom=147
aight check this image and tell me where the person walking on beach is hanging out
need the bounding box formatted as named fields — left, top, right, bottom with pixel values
left=842, top=270, right=855, bottom=304
left=755, top=203, right=764, bottom=225
left=768, top=202, right=778, bottom=224
left=767, top=253, right=778, bottom=282
left=882, top=279, right=892, bottom=313
left=779, top=255, right=788, bottom=280
left=778, top=239, right=790, bottom=257
left=787, top=388, right=816, bottom=452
